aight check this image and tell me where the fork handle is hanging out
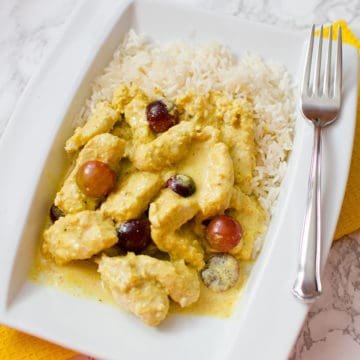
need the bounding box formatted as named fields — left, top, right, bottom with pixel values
left=293, top=123, right=322, bottom=302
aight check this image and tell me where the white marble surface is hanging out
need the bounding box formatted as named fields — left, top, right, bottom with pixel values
left=1, top=0, right=360, bottom=359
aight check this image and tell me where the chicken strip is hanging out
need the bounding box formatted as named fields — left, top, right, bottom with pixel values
left=97, top=254, right=200, bottom=326
left=112, top=84, right=155, bottom=146
left=132, top=121, right=197, bottom=171
left=112, top=83, right=147, bottom=116
left=149, top=188, right=198, bottom=233
left=228, top=186, right=266, bottom=260
left=101, top=171, right=163, bottom=224
left=222, top=122, right=256, bottom=194
left=43, top=210, right=117, bottom=264
left=176, top=90, right=255, bottom=194
left=149, top=188, right=204, bottom=269
left=197, top=142, right=234, bottom=219
left=65, top=101, right=119, bottom=153
left=55, top=133, right=125, bottom=214
left=151, top=228, right=205, bottom=270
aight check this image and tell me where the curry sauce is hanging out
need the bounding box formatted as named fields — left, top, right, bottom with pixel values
left=31, top=84, right=267, bottom=326
left=30, top=246, right=252, bottom=318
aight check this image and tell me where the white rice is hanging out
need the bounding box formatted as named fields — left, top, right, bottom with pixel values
left=74, top=30, right=296, bottom=255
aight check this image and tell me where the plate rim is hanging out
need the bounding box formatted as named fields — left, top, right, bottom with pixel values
left=0, top=1, right=358, bottom=359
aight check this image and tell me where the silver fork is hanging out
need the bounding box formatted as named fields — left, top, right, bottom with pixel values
left=292, top=24, right=343, bottom=302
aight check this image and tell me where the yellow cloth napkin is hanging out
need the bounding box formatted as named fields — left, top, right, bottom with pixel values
left=0, top=19, right=359, bottom=360
left=321, top=21, right=360, bottom=239
left=0, top=326, right=76, bottom=359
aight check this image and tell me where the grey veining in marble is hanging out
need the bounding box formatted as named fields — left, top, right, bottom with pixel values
left=176, top=0, right=360, bottom=29
left=1, top=1, right=360, bottom=359
left=291, top=231, right=360, bottom=359
left=0, top=0, right=77, bottom=135
left=2, top=0, right=359, bottom=135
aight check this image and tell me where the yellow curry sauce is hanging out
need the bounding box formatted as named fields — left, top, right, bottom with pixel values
left=30, top=247, right=253, bottom=318
left=30, top=84, right=266, bottom=324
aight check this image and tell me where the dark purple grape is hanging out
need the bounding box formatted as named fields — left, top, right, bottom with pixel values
left=167, top=174, right=196, bottom=197
left=146, top=100, right=178, bottom=133
left=116, top=219, right=151, bottom=253
left=50, top=204, right=65, bottom=222
left=200, top=253, right=240, bottom=292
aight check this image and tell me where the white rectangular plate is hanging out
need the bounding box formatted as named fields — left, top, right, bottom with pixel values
left=0, top=1, right=358, bottom=359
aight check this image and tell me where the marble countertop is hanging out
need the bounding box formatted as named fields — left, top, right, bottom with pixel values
left=1, top=0, right=360, bottom=359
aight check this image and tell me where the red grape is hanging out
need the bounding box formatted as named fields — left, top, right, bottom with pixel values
left=146, top=100, right=178, bottom=133
left=116, top=219, right=151, bottom=253
left=206, top=215, right=243, bottom=252
left=76, top=160, right=116, bottom=198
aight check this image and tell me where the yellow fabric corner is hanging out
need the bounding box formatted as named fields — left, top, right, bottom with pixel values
left=0, top=325, right=77, bottom=359
left=1, top=19, right=359, bottom=360
left=334, top=74, right=360, bottom=238
left=318, top=20, right=360, bottom=48
left=317, top=21, right=360, bottom=239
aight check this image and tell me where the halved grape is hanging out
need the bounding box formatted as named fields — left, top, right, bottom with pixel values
left=167, top=174, right=196, bottom=197
left=206, top=215, right=242, bottom=252
left=76, top=160, right=116, bottom=198
left=116, top=218, right=151, bottom=253
left=50, top=204, right=65, bottom=222
left=146, top=100, right=178, bottom=133
left=201, top=253, right=240, bottom=292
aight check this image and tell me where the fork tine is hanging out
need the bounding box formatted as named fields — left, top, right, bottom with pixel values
left=313, top=25, right=323, bottom=96
left=334, top=26, right=342, bottom=98
left=323, top=25, right=333, bottom=97
left=302, top=24, right=315, bottom=97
